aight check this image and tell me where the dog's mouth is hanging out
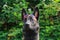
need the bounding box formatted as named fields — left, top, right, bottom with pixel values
left=23, top=28, right=38, bottom=34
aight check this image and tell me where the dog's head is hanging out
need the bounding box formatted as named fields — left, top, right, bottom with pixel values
left=22, top=7, right=39, bottom=32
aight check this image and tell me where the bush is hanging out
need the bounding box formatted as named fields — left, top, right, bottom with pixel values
left=0, top=0, right=60, bottom=40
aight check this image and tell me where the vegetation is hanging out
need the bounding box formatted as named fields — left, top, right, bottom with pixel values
left=0, top=0, right=60, bottom=40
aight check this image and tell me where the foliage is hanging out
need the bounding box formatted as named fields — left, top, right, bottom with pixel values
left=0, top=0, right=60, bottom=40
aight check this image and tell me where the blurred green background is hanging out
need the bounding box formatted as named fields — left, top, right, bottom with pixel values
left=0, top=0, right=60, bottom=40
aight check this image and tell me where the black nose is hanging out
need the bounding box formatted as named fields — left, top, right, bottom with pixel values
left=25, top=24, right=29, bottom=27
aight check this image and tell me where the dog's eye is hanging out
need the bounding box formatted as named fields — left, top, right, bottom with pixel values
left=24, top=18, right=27, bottom=22
left=36, top=27, right=39, bottom=31
left=31, top=22, right=36, bottom=26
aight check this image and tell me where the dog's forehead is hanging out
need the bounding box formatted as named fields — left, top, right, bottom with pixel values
left=28, top=14, right=37, bottom=21
left=24, top=14, right=37, bottom=21
left=24, top=14, right=34, bottom=18
left=28, top=14, right=34, bottom=17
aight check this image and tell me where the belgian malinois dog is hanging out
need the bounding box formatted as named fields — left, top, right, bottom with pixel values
left=22, top=7, right=39, bottom=40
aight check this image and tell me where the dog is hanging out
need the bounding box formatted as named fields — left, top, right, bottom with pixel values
left=22, top=7, right=39, bottom=40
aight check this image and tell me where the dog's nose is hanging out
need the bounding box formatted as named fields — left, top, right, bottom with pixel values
left=25, top=24, right=29, bottom=27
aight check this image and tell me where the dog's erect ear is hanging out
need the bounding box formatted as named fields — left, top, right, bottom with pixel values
left=22, top=8, right=27, bottom=20
left=33, top=7, right=39, bottom=20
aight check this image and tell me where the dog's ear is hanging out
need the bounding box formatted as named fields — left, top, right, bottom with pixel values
left=33, top=7, right=39, bottom=20
left=22, top=8, right=27, bottom=20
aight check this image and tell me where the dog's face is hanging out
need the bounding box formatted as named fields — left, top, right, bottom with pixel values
left=22, top=7, right=39, bottom=32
